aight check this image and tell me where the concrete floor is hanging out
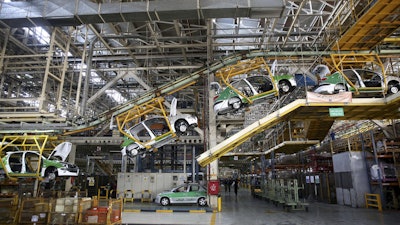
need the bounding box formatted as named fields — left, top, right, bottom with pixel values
left=121, top=188, right=400, bottom=225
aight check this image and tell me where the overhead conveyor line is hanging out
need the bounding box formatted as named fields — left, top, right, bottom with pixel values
left=66, top=49, right=324, bottom=135
left=64, top=49, right=390, bottom=135
left=103, top=51, right=263, bottom=118
left=64, top=49, right=400, bottom=135
left=197, top=92, right=400, bottom=167
left=64, top=51, right=269, bottom=135
left=222, top=140, right=320, bottom=157
left=62, top=49, right=356, bottom=134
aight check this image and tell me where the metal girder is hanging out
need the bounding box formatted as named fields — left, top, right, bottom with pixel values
left=331, top=0, right=400, bottom=50
left=0, top=0, right=285, bottom=28
left=87, top=70, right=131, bottom=104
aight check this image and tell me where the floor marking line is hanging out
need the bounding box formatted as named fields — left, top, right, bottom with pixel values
left=210, top=211, right=216, bottom=225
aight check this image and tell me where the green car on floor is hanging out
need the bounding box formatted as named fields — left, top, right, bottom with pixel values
left=155, top=183, right=208, bottom=206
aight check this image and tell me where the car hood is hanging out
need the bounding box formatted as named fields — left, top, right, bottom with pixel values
left=48, top=142, right=72, bottom=162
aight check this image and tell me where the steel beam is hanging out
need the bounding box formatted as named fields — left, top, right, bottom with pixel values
left=0, top=0, right=284, bottom=28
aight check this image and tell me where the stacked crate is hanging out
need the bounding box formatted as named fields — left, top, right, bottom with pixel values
left=18, top=198, right=50, bottom=224
left=78, top=197, right=122, bottom=225
left=49, top=197, right=80, bottom=224
left=0, top=195, right=18, bottom=225
left=16, top=196, right=122, bottom=225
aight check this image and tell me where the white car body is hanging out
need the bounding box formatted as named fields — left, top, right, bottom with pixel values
left=121, top=98, right=198, bottom=157
left=1, top=142, right=79, bottom=179
left=313, top=68, right=400, bottom=96
left=213, top=74, right=297, bottom=115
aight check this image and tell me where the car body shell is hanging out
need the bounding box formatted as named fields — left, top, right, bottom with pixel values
left=0, top=142, right=79, bottom=179
left=214, top=74, right=297, bottom=114
left=313, top=69, right=400, bottom=96
left=121, top=114, right=198, bottom=157
left=155, top=183, right=207, bottom=206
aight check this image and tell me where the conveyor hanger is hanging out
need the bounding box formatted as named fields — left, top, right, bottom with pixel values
left=115, top=97, right=175, bottom=150
left=327, top=53, right=386, bottom=95
left=0, top=135, right=59, bottom=180
left=215, top=57, right=279, bottom=105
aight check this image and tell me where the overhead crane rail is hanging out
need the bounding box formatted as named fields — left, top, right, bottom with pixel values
left=197, top=92, right=400, bottom=167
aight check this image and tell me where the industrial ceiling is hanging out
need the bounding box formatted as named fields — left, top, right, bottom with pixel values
left=0, top=0, right=399, bottom=136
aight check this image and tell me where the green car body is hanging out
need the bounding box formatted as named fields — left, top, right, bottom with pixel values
left=155, top=183, right=208, bottom=206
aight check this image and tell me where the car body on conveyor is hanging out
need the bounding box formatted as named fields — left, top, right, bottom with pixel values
left=213, top=74, right=297, bottom=115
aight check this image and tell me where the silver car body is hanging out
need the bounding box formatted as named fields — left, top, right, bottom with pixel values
left=314, top=68, right=400, bottom=95
left=213, top=74, right=297, bottom=115
left=121, top=98, right=198, bottom=157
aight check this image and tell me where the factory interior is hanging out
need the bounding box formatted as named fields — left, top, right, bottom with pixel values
left=0, top=0, right=399, bottom=224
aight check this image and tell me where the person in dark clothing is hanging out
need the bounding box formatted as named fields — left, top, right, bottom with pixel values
left=228, top=178, right=232, bottom=193
left=234, top=179, right=239, bottom=196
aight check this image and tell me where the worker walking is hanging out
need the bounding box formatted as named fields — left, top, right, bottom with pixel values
left=234, top=178, right=239, bottom=197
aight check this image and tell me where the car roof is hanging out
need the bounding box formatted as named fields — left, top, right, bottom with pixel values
left=6, top=150, right=40, bottom=155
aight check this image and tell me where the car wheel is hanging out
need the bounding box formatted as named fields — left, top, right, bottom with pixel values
left=198, top=197, right=207, bottom=206
left=333, top=83, right=346, bottom=93
left=160, top=197, right=170, bottom=206
left=230, top=97, right=242, bottom=110
left=126, top=144, right=140, bottom=158
left=279, top=80, right=292, bottom=94
left=388, top=82, right=399, bottom=94
left=175, top=119, right=189, bottom=134
left=45, top=167, right=58, bottom=180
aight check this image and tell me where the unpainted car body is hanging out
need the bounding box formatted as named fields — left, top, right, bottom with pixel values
left=213, top=74, right=297, bottom=115
left=154, top=183, right=207, bottom=206
left=313, top=68, right=400, bottom=96
left=0, top=142, right=79, bottom=180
